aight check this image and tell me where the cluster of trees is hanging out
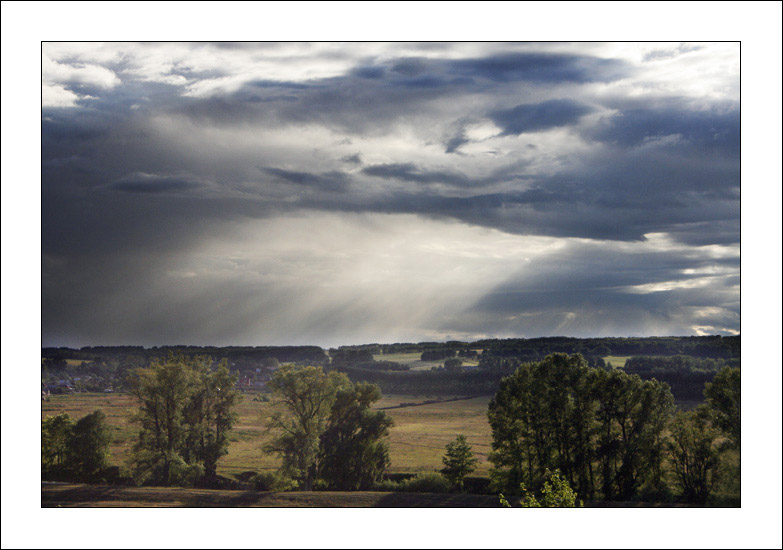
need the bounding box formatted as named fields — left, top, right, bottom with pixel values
left=421, top=349, right=457, bottom=361
left=42, top=410, right=115, bottom=482
left=487, top=354, right=740, bottom=503
left=127, top=354, right=241, bottom=486
left=264, top=365, right=393, bottom=490
left=624, top=355, right=739, bottom=399
left=478, top=335, right=739, bottom=360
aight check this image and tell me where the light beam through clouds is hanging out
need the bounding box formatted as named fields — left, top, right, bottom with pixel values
left=41, top=42, right=740, bottom=346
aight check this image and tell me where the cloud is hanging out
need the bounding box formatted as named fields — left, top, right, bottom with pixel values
left=448, top=52, right=631, bottom=83
left=262, top=167, right=351, bottom=191
left=108, top=172, right=207, bottom=194
left=489, top=99, right=595, bottom=135
left=40, top=42, right=740, bottom=345
left=362, top=163, right=473, bottom=187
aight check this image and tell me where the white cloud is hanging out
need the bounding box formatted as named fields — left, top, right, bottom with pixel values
left=41, top=84, right=79, bottom=108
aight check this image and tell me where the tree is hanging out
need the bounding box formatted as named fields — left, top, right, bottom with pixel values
left=488, top=353, right=675, bottom=501
left=668, top=409, right=721, bottom=504
left=444, top=358, right=463, bottom=371
left=265, top=365, right=350, bottom=490
left=319, top=382, right=393, bottom=490
left=42, top=413, right=75, bottom=478
left=129, top=353, right=240, bottom=486
left=441, top=434, right=478, bottom=491
left=42, top=410, right=112, bottom=482
left=501, top=470, right=582, bottom=507
left=68, top=410, right=112, bottom=480
left=703, top=367, right=740, bottom=452
left=182, top=360, right=240, bottom=479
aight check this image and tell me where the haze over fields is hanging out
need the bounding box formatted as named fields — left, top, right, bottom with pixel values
left=42, top=42, right=740, bottom=347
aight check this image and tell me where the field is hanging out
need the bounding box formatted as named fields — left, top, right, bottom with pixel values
left=373, top=351, right=480, bottom=370
left=602, top=355, right=635, bottom=369
left=41, top=483, right=502, bottom=507
left=41, top=392, right=493, bottom=477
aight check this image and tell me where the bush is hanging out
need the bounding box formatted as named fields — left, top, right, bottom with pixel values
left=400, top=472, right=452, bottom=493
left=234, top=470, right=259, bottom=483
left=251, top=471, right=299, bottom=492
left=371, top=479, right=401, bottom=491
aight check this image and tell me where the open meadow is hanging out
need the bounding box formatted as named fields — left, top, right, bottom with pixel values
left=372, top=351, right=480, bottom=370
left=42, top=392, right=493, bottom=478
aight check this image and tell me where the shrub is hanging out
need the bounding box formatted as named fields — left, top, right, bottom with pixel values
left=234, top=470, right=259, bottom=483
left=371, top=479, right=401, bottom=491
left=251, top=471, right=299, bottom=492
left=400, top=472, right=452, bottom=493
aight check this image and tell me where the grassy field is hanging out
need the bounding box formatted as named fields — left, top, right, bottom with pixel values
left=42, top=392, right=493, bottom=477
left=603, top=355, right=635, bottom=369
left=373, top=351, right=480, bottom=370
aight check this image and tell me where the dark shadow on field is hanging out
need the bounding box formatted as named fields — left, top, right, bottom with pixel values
left=371, top=492, right=501, bottom=507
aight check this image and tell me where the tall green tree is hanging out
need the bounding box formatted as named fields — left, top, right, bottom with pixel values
left=703, top=366, right=740, bottom=452
left=182, top=359, right=240, bottom=479
left=129, top=353, right=240, bottom=486
left=265, top=365, right=350, bottom=490
left=440, top=434, right=479, bottom=491
left=68, top=410, right=112, bottom=480
left=668, top=409, right=721, bottom=504
left=319, top=382, right=393, bottom=490
left=42, top=413, right=75, bottom=478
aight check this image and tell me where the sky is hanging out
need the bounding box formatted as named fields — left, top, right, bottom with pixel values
left=41, top=42, right=741, bottom=348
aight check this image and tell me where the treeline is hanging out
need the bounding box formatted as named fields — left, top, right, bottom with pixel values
left=42, top=345, right=328, bottom=366
left=336, top=335, right=739, bottom=360
left=41, top=345, right=328, bottom=391
left=335, top=365, right=507, bottom=395
left=624, top=355, right=740, bottom=400
left=488, top=354, right=740, bottom=504
left=478, top=335, right=739, bottom=360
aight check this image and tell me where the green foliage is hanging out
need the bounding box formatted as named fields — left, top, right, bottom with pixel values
left=703, top=367, right=740, bottom=452
left=668, top=409, right=721, bottom=504
left=318, top=382, right=393, bottom=490
left=266, top=365, right=394, bottom=491
left=42, top=413, right=76, bottom=477
left=251, top=471, right=299, bottom=492
left=68, top=410, right=112, bottom=480
left=441, top=434, right=479, bottom=491
left=400, top=472, right=453, bottom=493
left=42, top=410, right=112, bottom=482
left=264, top=365, right=350, bottom=490
left=488, top=353, right=674, bottom=501
left=519, top=470, right=582, bottom=507
left=128, top=353, right=240, bottom=486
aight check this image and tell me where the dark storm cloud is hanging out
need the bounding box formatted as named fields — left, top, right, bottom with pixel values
left=262, top=167, right=351, bottom=191
left=362, top=163, right=473, bottom=187
left=589, top=106, right=740, bottom=153
left=41, top=43, right=740, bottom=345
left=109, top=172, right=206, bottom=194
left=490, top=99, right=595, bottom=135
left=447, top=52, right=631, bottom=83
